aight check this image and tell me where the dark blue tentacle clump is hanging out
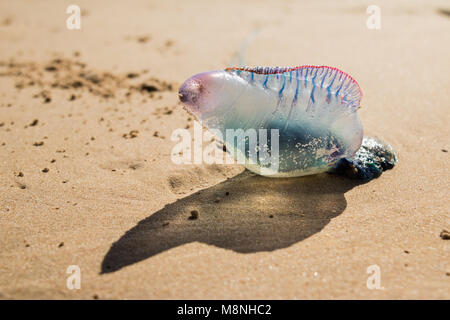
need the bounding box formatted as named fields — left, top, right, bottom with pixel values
left=334, top=137, right=398, bottom=181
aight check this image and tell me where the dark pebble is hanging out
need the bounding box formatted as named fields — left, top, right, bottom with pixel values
left=188, top=210, right=198, bottom=220
left=440, top=230, right=450, bottom=240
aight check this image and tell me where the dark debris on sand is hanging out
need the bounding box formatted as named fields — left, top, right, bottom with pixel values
left=188, top=210, right=199, bottom=220
left=335, top=137, right=398, bottom=181
left=122, top=130, right=139, bottom=139
left=0, top=57, right=174, bottom=100
left=440, top=230, right=450, bottom=240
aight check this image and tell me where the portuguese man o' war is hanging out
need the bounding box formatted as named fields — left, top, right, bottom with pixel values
left=178, top=65, right=397, bottom=180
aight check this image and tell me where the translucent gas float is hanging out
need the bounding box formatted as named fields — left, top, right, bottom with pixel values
left=179, top=66, right=397, bottom=180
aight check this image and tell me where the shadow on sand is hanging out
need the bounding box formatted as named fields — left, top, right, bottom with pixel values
left=101, top=171, right=365, bottom=273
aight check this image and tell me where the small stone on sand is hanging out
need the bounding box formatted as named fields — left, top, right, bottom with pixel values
left=439, top=230, right=450, bottom=240
left=188, top=210, right=198, bottom=220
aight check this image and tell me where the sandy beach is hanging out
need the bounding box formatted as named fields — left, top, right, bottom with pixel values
left=0, top=0, right=449, bottom=299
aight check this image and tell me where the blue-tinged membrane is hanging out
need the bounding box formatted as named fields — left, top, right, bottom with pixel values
left=221, top=116, right=347, bottom=175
